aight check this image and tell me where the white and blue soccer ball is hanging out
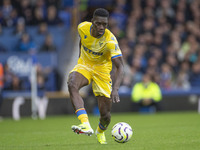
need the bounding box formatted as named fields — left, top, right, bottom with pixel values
left=111, top=122, right=133, bottom=143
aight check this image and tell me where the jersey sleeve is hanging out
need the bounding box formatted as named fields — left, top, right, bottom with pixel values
left=107, top=39, right=122, bottom=59
left=77, top=22, right=87, bottom=38
left=77, top=23, right=82, bottom=37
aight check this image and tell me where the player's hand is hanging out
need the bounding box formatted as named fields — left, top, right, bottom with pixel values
left=111, top=89, right=120, bottom=103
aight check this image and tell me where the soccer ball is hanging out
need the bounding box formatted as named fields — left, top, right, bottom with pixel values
left=111, top=122, right=133, bottom=143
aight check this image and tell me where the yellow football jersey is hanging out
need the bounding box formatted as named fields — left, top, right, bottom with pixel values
left=77, top=21, right=122, bottom=73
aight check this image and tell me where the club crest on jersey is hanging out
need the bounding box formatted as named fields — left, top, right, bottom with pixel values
left=84, top=35, right=87, bottom=39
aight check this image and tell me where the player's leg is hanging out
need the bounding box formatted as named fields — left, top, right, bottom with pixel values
left=97, top=96, right=112, bottom=131
left=68, top=71, right=93, bottom=135
left=68, top=71, right=88, bottom=110
left=91, top=71, right=112, bottom=143
left=96, top=96, right=112, bottom=144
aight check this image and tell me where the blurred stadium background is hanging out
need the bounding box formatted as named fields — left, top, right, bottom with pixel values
left=0, top=0, right=200, bottom=119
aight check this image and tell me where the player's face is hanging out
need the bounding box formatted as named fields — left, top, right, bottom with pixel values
left=92, top=16, right=108, bottom=37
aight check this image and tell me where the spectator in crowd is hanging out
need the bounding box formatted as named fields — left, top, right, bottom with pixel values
left=0, top=23, right=7, bottom=52
left=16, top=32, right=37, bottom=52
left=18, top=0, right=33, bottom=25
left=34, top=0, right=46, bottom=9
left=128, top=44, right=147, bottom=73
left=59, top=7, right=71, bottom=28
left=33, top=6, right=45, bottom=25
left=109, top=6, right=128, bottom=31
left=0, top=10, right=3, bottom=25
left=37, top=22, right=48, bottom=35
left=36, top=66, right=46, bottom=93
left=3, top=63, right=23, bottom=91
left=131, top=73, right=162, bottom=112
left=2, top=8, right=18, bottom=27
left=1, top=0, right=13, bottom=24
left=39, top=33, right=56, bottom=52
left=13, top=18, right=26, bottom=37
left=46, top=5, right=62, bottom=25
left=165, top=54, right=179, bottom=73
left=173, top=70, right=190, bottom=90
left=156, top=0, right=175, bottom=21
left=35, top=63, right=49, bottom=120
left=189, top=62, right=200, bottom=88
left=5, top=75, right=22, bottom=91
left=179, top=34, right=199, bottom=63
left=3, top=61, right=30, bottom=92
left=159, top=63, right=173, bottom=90
left=3, top=63, right=13, bottom=90
left=145, top=57, right=160, bottom=82
left=36, top=64, right=57, bottom=91
left=118, top=39, right=133, bottom=93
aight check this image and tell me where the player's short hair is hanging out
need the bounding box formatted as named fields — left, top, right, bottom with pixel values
left=93, top=8, right=109, bottom=18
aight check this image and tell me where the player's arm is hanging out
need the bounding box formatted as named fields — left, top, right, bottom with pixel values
left=79, top=39, right=81, bottom=57
left=111, top=56, right=124, bottom=103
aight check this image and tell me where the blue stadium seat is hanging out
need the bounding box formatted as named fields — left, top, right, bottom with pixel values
left=26, top=27, right=38, bottom=37
left=0, top=35, right=19, bottom=51
left=2, top=27, right=13, bottom=35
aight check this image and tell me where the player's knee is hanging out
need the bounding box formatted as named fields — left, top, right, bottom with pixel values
left=68, top=80, right=78, bottom=92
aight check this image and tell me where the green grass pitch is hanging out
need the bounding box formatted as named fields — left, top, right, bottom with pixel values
left=0, top=112, right=200, bottom=150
